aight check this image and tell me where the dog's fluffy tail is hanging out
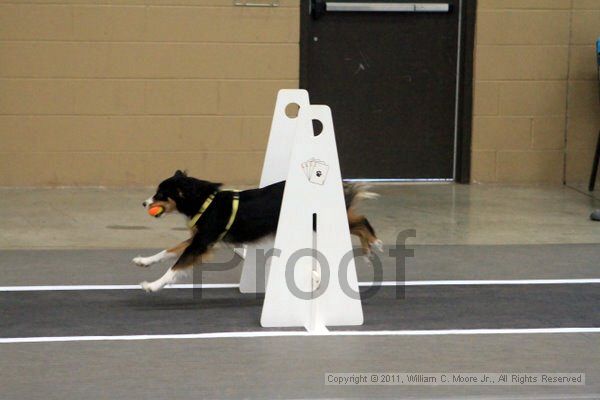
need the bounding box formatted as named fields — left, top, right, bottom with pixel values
left=343, top=183, right=379, bottom=210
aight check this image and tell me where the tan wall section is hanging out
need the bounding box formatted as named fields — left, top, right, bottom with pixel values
left=472, top=0, right=600, bottom=184
left=0, top=0, right=299, bottom=186
left=472, top=0, right=571, bottom=184
left=2, top=1, right=596, bottom=186
left=565, top=1, right=600, bottom=186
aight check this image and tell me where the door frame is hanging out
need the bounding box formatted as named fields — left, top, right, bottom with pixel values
left=299, top=0, right=477, bottom=184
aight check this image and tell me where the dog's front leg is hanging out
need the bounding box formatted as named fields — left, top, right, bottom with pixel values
left=132, top=251, right=175, bottom=268
left=139, top=252, right=205, bottom=293
left=132, top=239, right=191, bottom=267
left=140, top=266, right=190, bottom=293
left=140, top=234, right=213, bottom=292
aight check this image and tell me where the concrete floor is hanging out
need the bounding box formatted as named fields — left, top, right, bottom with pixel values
left=1, top=183, right=600, bottom=399
left=2, top=335, right=599, bottom=400
left=2, top=183, right=600, bottom=249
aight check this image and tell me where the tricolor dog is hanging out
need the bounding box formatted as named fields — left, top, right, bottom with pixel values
left=134, top=170, right=380, bottom=292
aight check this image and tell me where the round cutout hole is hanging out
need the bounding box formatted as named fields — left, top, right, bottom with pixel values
left=285, top=103, right=300, bottom=119
left=312, top=119, right=323, bottom=136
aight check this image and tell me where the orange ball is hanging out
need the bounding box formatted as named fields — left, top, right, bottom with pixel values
left=148, top=206, right=164, bottom=217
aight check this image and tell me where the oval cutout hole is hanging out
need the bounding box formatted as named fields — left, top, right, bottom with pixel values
left=285, top=103, right=300, bottom=119
left=312, top=119, right=323, bottom=136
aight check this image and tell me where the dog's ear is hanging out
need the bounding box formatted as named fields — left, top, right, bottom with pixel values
left=174, top=169, right=188, bottom=177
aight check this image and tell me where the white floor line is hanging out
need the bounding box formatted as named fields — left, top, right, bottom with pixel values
left=0, top=283, right=239, bottom=291
left=1, top=279, right=600, bottom=292
left=1, top=327, right=599, bottom=344
left=396, top=279, right=600, bottom=286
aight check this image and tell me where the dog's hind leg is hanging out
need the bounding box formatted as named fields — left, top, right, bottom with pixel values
left=348, top=211, right=382, bottom=255
left=132, top=239, right=191, bottom=267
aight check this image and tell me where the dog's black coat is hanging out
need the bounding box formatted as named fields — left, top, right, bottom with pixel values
left=151, top=170, right=375, bottom=269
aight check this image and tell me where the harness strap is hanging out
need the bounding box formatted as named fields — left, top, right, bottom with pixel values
left=187, top=190, right=240, bottom=241
left=217, top=191, right=240, bottom=241
left=187, top=192, right=217, bottom=229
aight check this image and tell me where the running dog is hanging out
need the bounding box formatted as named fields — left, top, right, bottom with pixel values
left=133, top=170, right=380, bottom=292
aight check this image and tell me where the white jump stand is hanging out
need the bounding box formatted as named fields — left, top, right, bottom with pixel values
left=249, top=90, right=364, bottom=331
left=239, top=89, right=310, bottom=293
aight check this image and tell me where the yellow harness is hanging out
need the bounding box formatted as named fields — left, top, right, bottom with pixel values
left=187, top=190, right=240, bottom=241
left=187, top=192, right=216, bottom=229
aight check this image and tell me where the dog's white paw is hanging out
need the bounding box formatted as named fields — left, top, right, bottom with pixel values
left=132, top=256, right=153, bottom=267
left=312, top=270, right=322, bottom=289
left=372, top=239, right=384, bottom=252
left=140, top=281, right=159, bottom=292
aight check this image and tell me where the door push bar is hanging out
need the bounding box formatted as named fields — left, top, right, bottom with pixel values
left=312, top=1, right=451, bottom=18
left=233, top=0, right=279, bottom=6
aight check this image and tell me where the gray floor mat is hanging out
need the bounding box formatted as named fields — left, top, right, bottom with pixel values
left=2, top=284, right=598, bottom=338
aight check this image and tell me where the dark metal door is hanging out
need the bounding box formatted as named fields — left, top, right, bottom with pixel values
left=302, top=0, right=468, bottom=181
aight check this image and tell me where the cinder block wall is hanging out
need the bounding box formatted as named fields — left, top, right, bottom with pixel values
left=0, top=0, right=299, bottom=186
left=2, top=1, right=598, bottom=186
left=472, top=0, right=600, bottom=184
left=565, top=1, right=600, bottom=186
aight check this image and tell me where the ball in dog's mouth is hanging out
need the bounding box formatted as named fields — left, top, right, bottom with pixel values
left=148, top=206, right=165, bottom=218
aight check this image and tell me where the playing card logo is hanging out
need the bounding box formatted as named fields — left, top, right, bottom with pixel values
left=301, top=158, right=329, bottom=185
